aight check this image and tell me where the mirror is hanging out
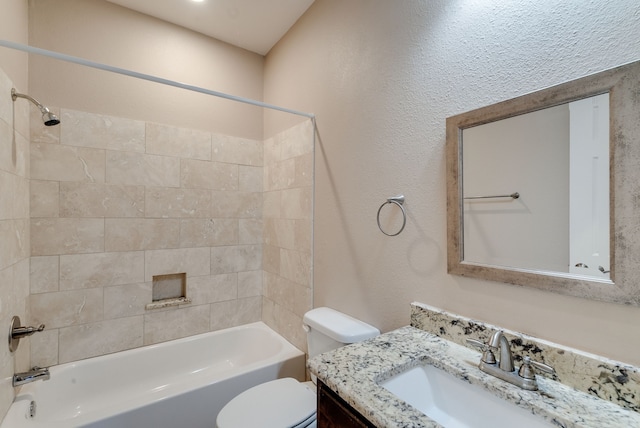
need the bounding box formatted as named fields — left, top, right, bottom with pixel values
left=446, top=60, right=640, bottom=306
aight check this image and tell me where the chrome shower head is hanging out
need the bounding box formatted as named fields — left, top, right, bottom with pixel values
left=11, top=88, right=60, bottom=126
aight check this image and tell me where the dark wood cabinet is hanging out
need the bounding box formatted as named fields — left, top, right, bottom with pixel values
left=317, top=380, right=376, bottom=428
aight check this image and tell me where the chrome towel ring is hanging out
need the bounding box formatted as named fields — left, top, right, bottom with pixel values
left=377, top=195, right=406, bottom=236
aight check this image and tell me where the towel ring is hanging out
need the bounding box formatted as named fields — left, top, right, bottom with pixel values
left=377, top=195, right=406, bottom=236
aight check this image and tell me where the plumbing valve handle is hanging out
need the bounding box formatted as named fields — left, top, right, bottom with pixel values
left=518, top=356, right=555, bottom=380
left=466, top=338, right=497, bottom=365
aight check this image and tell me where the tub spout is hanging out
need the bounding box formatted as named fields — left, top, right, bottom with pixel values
left=13, top=367, right=50, bottom=387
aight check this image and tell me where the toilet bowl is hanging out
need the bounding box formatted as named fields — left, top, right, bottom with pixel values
left=216, top=307, right=379, bottom=428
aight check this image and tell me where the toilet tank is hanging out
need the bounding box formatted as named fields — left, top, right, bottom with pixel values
left=303, top=307, right=380, bottom=358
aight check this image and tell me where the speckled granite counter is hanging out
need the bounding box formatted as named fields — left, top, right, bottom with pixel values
left=308, top=326, right=640, bottom=428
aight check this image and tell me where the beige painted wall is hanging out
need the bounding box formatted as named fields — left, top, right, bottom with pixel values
left=0, top=0, right=29, bottom=90
left=264, top=0, right=640, bottom=366
left=28, top=0, right=264, bottom=140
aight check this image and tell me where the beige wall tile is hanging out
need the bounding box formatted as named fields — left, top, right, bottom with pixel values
left=292, top=283, right=312, bottom=318
left=238, top=270, right=262, bottom=298
left=280, top=248, right=312, bottom=287
left=262, top=244, right=280, bottom=275
left=104, top=282, right=151, bottom=319
left=263, top=218, right=294, bottom=248
left=281, top=187, right=312, bottom=220
left=13, top=176, right=29, bottom=219
left=106, top=151, right=180, bottom=187
left=0, top=170, right=14, bottom=220
left=61, top=109, right=145, bottom=152
left=59, top=251, right=144, bottom=290
left=0, top=121, right=13, bottom=174
left=145, top=247, right=211, bottom=281
left=146, top=122, right=211, bottom=160
left=31, top=218, right=104, bottom=256
left=58, top=316, right=144, bottom=363
left=263, top=137, right=279, bottom=165
left=212, top=134, right=262, bottom=166
left=187, top=274, right=237, bottom=305
left=30, top=106, right=60, bottom=144
left=210, top=191, right=262, bottom=219
left=211, top=244, right=261, bottom=275
left=30, top=288, right=103, bottom=329
left=210, top=296, right=261, bottom=331
left=30, top=255, right=59, bottom=294
left=105, top=218, right=179, bottom=252
left=262, top=300, right=305, bottom=352
left=265, top=157, right=295, bottom=191
left=263, top=190, right=281, bottom=218
left=239, top=165, right=263, bottom=192
left=180, top=158, right=238, bottom=190
left=281, top=120, right=314, bottom=160
left=0, top=219, right=28, bottom=270
left=293, top=219, right=313, bottom=253
left=0, top=122, right=29, bottom=178
left=30, top=180, right=59, bottom=218
left=31, top=143, right=105, bottom=182
left=60, top=182, right=145, bottom=218
left=179, top=218, right=238, bottom=248
left=145, top=187, right=211, bottom=218
left=294, top=153, right=313, bottom=188
left=239, top=218, right=262, bottom=244
left=30, top=328, right=59, bottom=367
left=143, top=305, right=209, bottom=344
left=263, top=271, right=294, bottom=309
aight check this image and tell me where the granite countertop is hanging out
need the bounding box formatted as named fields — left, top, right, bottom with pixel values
left=307, top=326, right=640, bottom=428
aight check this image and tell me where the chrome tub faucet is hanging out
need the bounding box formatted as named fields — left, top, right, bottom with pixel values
left=467, top=330, right=554, bottom=391
left=13, top=367, right=50, bottom=387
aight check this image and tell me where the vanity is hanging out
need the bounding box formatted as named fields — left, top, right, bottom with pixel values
left=308, top=303, right=640, bottom=428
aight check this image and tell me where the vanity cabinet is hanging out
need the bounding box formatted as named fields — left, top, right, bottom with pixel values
left=317, top=380, right=376, bottom=428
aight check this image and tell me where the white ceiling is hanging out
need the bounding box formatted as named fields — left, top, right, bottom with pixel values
left=105, top=0, right=315, bottom=55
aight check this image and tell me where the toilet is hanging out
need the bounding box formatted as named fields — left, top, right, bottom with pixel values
left=216, top=307, right=380, bottom=428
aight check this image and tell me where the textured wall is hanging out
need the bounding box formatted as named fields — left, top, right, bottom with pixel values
left=264, top=0, right=640, bottom=365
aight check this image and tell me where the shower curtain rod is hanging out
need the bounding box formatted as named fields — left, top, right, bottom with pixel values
left=0, top=39, right=315, bottom=119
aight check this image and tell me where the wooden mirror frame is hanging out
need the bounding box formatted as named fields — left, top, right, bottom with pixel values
left=446, top=60, right=640, bottom=306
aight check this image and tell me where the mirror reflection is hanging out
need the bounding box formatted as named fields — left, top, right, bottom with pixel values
left=462, top=93, right=610, bottom=280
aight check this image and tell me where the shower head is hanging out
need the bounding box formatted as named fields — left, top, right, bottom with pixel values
left=11, top=88, right=60, bottom=126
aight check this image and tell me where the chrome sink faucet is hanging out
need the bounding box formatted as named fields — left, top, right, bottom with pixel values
left=488, top=330, right=514, bottom=372
left=467, top=330, right=554, bottom=391
left=13, top=367, right=50, bottom=387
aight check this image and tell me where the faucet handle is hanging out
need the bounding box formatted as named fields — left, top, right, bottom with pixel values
left=518, top=356, right=555, bottom=380
left=466, top=338, right=497, bottom=365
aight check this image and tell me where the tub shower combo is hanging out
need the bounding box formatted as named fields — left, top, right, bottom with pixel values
left=1, top=40, right=316, bottom=428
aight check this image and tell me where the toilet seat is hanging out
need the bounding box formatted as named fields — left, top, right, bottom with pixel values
left=216, top=378, right=317, bottom=428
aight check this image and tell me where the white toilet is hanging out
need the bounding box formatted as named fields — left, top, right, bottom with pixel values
left=216, top=307, right=380, bottom=428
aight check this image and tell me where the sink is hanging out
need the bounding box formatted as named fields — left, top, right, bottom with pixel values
left=379, top=364, right=553, bottom=428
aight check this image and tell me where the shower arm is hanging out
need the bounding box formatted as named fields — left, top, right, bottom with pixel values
left=11, top=89, right=52, bottom=115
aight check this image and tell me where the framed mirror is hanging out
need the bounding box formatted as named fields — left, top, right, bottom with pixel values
left=446, top=60, right=640, bottom=306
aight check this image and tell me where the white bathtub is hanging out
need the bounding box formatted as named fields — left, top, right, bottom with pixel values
left=1, top=322, right=305, bottom=428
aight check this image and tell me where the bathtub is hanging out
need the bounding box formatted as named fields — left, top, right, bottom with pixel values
left=1, top=322, right=305, bottom=428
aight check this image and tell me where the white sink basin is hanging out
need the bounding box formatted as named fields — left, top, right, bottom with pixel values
left=380, top=364, right=553, bottom=428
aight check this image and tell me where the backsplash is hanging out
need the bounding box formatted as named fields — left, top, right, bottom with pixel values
left=411, top=302, right=640, bottom=413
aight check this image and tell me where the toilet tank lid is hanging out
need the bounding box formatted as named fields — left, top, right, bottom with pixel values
left=303, top=307, right=380, bottom=343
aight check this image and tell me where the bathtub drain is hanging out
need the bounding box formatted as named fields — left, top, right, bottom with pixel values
left=28, top=400, right=36, bottom=418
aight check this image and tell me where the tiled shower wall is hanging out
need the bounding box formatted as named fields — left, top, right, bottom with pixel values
left=27, top=107, right=313, bottom=367
left=0, top=69, right=31, bottom=417
left=262, top=120, right=314, bottom=352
